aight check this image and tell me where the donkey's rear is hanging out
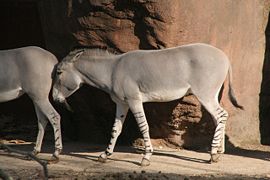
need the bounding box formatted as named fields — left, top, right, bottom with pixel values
left=109, top=43, right=243, bottom=163
left=0, top=47, right=62, bottom=160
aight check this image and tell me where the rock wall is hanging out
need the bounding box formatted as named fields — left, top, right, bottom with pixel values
left=38, top=0, right=270, bottom=148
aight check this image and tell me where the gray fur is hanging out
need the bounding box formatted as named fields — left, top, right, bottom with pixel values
left=0, top=46, right=62, bottom=158
left=53, top=43, right=242, bottom=165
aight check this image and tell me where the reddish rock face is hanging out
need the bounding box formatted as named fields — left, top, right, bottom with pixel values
left=38, top=0, right=270, bottom=148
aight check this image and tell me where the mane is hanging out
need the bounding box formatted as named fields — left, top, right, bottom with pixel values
left=69, top=47, right=117, bottom=60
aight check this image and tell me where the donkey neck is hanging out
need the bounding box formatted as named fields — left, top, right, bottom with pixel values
left=74, top=56, right=118, bottom=93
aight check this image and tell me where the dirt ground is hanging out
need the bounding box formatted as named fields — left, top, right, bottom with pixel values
left=0, top=141, right=270, bottom=180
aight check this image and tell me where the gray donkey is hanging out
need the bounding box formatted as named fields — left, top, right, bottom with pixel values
left=0, top=46, right=62, bottom=160
left=52, top=43, right=243, bottom=166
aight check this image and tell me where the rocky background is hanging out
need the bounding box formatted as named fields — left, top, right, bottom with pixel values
left=1, top=0, right=270, bottom=150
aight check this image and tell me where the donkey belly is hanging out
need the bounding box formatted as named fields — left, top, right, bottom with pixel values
left=0, top=88, right=24, bottom=102
left=141, top=85, right=190, bottom=102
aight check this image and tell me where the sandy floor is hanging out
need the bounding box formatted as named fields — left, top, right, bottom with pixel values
left=0, top=141, right=270, bottom=179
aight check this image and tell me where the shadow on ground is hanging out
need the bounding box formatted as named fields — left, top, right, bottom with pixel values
left=1, top=137, right=269, bottom=166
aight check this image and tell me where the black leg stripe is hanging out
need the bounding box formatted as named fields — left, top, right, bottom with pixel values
left=218, top=110, right=225, bottom=115
left=220, top=114, right=228, bottom=118
left=216, top=108, right=223, bottom=113
left=145, top=149, right=153, bottom=153
left=141, top=129, right=148, bottom=135
left=137, top=121, right=145, bottom=126
left=139, top=124, right=147, bottom=129
left=212, top=141, right=219, bottom=145
left=105, top=150, right=112, bottom=156
left=219, top=120, right=227, bottom=124
left=216, top=113, right=228, bottom=120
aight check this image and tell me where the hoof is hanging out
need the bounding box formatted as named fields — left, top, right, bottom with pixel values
left=209, top=154, right=221, bottom=163
left=98, top=155, right=107, bottom=163
left=217, top=149, right=225, bottom=154
left=24, top=155, right=33, bottom=161
left=217, top=147, right=225, bottom=154
left=31, top=149, right=39, bottom=156
left=25, top=150, right=39, bottom=160
left=48, top=154, right=60, bottom=164
left=141, top=158, right=150, bottom=166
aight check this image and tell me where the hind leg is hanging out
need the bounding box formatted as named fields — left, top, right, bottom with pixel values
left=33, top=99, right=62, bottom=160
left=215, top=107, right=228, bottom=154
left=128, top=100, right=153, bottom=166
left=210, top=106, right=228, bottom=162
left=196, top=97, right=228, bottom=163
left=32, top=105, right=48, bottom=155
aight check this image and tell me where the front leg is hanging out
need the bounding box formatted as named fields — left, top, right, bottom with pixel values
left=128, top=100, right=153, bottom=166
left=98, top=102, right=129, bottom=162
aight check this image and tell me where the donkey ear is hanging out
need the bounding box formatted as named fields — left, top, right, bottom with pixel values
left=71, top=50, right=84, bottom=62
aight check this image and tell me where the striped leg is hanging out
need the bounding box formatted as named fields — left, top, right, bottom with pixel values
left=33, top=99, right=62, bottom=161
left=32, top=105, right=48, bottom=156
left=210, top=107, right=228, bottom=163
left=128, top=100, right=153, bottom=166
left=216, top=107, right=228, bottom=154
left=49, top=110, right=62, bottom=160
left=197, top=95, right=229, bottom=163
left=98, top=103, right=129, bottom=162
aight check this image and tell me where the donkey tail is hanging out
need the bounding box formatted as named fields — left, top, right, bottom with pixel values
left=228, top=64, right=244, bottom=110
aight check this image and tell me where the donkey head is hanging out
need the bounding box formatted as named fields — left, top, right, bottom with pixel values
left=52, top=50, right=84, bottom=110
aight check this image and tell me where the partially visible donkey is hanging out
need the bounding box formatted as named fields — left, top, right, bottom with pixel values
left=0, top=47, right=62, bottom=161
left=52, top=43, right=243, bottom=166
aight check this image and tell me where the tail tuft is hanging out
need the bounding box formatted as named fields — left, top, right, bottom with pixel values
left=227, top=64, right=244, bottom=110
left=228, top=84, right=244, bottom=110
